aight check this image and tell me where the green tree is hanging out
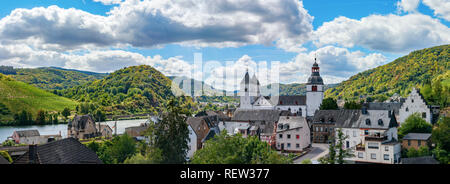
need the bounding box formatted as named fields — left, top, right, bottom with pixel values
left=343, top=101, right=362, bottom=109
left=36, top=109, right=46, bottom=124
left=154, top=98, right=190, bottom=164
left=61, top=107, right=71, bottom=123
left=432, top=144, right=450, bottom=164
left=0, top=151, right=12, bottom=163
left=407, top=147, right=419, bottom=158
left=335, top=129, right=353, bottom=164
left=319, top=98, right=339, bottom=110
left=398, top=113, right=432, bottom=138
left=301, top=159, right=312, bottom=164
left=432, top=117, right=450, bottom=151
left=94, top=109, right=106, bottom=122
left=191, top=131, right=292, bottom=164
left=104, top=134, right=137, bottom=163
left=417, top=146, right=431, bottom=157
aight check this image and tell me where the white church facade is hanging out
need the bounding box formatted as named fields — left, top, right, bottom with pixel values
left=238, top=59, right=324, bottom=117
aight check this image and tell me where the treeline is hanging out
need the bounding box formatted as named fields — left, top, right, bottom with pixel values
left=325, top=44, right=449, bottom=102
left=0, top=65, right=16, bottom=75
left=5, top=108, right=72, bottom=126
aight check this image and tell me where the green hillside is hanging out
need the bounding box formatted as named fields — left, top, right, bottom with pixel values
left=8, top=67, right=106, bottom=90
left=60, top=65, right=176, bottom=115
left=325, top=44, right=449, bottom=105
left=0, top=74, right=78, bottom=123
left=263, top=83, right=338, bottom=96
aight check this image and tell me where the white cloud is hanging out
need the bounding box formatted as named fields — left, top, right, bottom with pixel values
left=397, top=0, right=421, bottom=13
left=92, top=0, right=123, bottom=5
left=0, top=0, right=313, bottom=52
left=314, top=14, right=450, bottom=53
left=423, top=0, right=450, bottom=21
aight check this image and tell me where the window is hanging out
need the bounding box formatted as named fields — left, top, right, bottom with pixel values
left=385, top=146, right=389, bottom=151
left=364, top=130, right=369, bottom=135
left=287, top=143, right=291, bottom=148
left=418, top=140, right=422, bottom=146
left=312, top=85, right=317, bottom=91
left=320, top=127, right=323, bottom=132
left=296, top=135, right=300, bottom=139
left=358, top=152, right=364, bottom=158
left=287, top=134, right=291, bottom=139
left=353, top=131, right=357, bottom=137
left=378, top=119, right=383, bottom=126
left=422, top=112, right=426, bottom=119
left=325, top=128, right=328, bottom=132
left=279, top=134, right=283, bottom=139
left=365, top=119, right=371, bottom=125
left=371, top=153, right=377, bottom=159
left=406, top=107, right=409, bottom=112
left=368, top=142, right=379, bottom=149
left=408, top=140, right=411, bottom=146
left=296, top=144, right=300, bottom=148
left=384, top=154, right=389, bottom=161
left=412, top=99, right=414, bottom=103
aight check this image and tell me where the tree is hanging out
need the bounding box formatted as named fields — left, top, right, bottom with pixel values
left=432, top=117, right=450, bottom=151
left=301, top=159, right=312, bottom=164
left=36, top=110, right=46, bottom=125
left=94, top=109, right=106, bottom=122
left=191, top=131, right=292, bottom=164
left=398, top=113, right=432, bottom=139
left=319, top=98, right=338, bottom=110
left=335, top=129, right=353, bottom=164
left=154, top=98, right=190, bottom=164
left=104, top=134, right=137, bottom=164
left=343, top=101, right=361, bottom=109
left=61, top=107, right=71, bottom=123
left=432, top=144, right=450, bottom=164
left=0, top=151, right=12, bottom=163
left=321, top=129, right=352, bottom=164
left=406, top=147, right=419, bottom=158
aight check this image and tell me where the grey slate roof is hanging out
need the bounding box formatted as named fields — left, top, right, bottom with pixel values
left=202, top=127, right=220, bottom=143
left=358, top=110, right=397, bottom=129
left=277, top=96, right=306, bottom=106
left=312, top=110, right=361, bottom=128
left=0, top=155, right=10, bottom=164
left=13, top=138, right=102, bottom=164
left=15, top=130, right=40, bottom=137
left=402, top=156, right=439, bottom=164
left=277, top=116, right=307, bottom=132
left=403, top=133, right=432, bottom=140
left=363, top=102, right=403, bottom=115
left=232, top=109, right=280, bottom=122
left=68, top=115, right=95, bottom=130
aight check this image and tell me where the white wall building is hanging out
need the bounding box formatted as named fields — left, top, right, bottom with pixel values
left=237, top=59, right=324, bottom=117
left=187, top=124, right=197, bottom=159
left=398, top=88, right=433, bottom=125
left=275, top=116, right=310, bottom=152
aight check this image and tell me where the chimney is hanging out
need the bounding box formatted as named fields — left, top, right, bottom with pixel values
left=28, top=145, right=37, bottom=164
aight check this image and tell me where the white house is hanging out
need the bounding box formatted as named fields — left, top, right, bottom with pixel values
left=398, top=88, right=433, bottom=125
left=352, top=110, right=401, bottom=164
left=237, top=59, right=324, bottom=117
left=275, top=116, right=310, bottom=152
left=187, top=124, right=197, bottom=159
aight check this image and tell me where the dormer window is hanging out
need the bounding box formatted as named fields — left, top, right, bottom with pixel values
left=366, top=119, right=371, bottom=125
left=378, top=119, right=383, bottom=126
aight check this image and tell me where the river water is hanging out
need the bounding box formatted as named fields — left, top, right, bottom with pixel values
left=0, top=119, right=149, bottom=143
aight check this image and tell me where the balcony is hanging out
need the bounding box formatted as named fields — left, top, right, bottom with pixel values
left=356, top=144, right=365, bottom=151
left=364, top=134, right=387, bottom=142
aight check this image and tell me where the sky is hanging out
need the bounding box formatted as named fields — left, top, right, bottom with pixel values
left=0, top=0, right=448, bottom=91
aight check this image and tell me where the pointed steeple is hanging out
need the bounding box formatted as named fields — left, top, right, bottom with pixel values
left=307, top=56, right=323, bottom=85
left=240, top=68, right=250, bottom=84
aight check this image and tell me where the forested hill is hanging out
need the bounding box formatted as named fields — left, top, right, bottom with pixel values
left=325, top=44, right=449, bottom=106
left=5, top=67, right=107, bottom=90
left=0, top=73, right=78, bottom=123
left=59, top=65, right=176, bottom=115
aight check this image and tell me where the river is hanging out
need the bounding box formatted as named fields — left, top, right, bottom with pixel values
left=0, top=119, right=149, bottom=143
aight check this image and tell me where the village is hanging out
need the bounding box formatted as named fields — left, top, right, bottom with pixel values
left=0, top=60, right=446, bottom=165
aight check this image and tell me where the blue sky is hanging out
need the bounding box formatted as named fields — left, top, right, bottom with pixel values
left=0, top=0, right=448, bottom=90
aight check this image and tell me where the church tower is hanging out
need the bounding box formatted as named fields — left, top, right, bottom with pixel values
left=306, top=58, right=324, bottom=116
left=239, top=69, right=252, bottom=109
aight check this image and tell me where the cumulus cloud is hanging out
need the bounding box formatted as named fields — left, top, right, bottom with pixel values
left=0, top=0, right=313, bottom=52
left=92, top=0, right=122, bottom=5
left=314, top=13, right=450, bottom=53
left=397, top=0, right=421, bottom=13
left=423, top=0, right=450, bottom=21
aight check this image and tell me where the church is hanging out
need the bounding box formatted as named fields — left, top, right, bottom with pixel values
left=238, top=59, right=324, bottom=117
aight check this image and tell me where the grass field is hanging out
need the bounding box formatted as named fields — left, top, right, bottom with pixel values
left=0, top=74, right=78, bottom=122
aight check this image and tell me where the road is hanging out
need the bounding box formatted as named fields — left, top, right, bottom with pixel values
left=294, top=143, right=329, bottom=164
